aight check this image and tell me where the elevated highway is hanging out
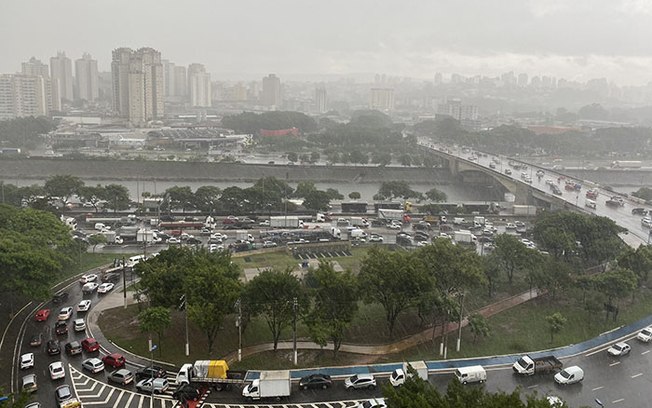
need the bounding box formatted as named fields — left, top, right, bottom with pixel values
left=419, top=141, right=651, bottom=248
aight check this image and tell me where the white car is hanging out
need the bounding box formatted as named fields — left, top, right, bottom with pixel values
left=74, top=318, right=86, bottom=332
left=356, top=398, right=387, bottom=408
left=20, top=353, right=34, bottom=369
left=82, top=282, right=99, bottom=293
left=97, top=282, right=115, bottom=294
left=167, top=237, right=180, bottom=244
left=58, top=307, right=73, bottom=321
left=369, top=235, right=384, bottom=242
left=547, top=396, right=563, bottom=407
left=505, top=223, right=516, bottom=229
left=637, top=326, right=652, bottom=342
left=77, top=299, right=92, bottom=312
left=49, top=361, right=65, bottom=380
left=607, top=342, right=631, bottom=356
left=79, top=274, right=98, bottom=284
left=387, top=223, right=401, bottom=230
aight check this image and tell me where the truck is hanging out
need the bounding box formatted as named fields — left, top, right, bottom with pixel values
left=176, top=360, right=247, bottom=391
left=242, top=370, right=291, bottom=401
left=314, top=213, right=329, bottom=223
left=512, top=355, right=562, bottom=376
left=269, top=216, right=303, bottom=229
left=159, top=220, right=204, bottom=230
left=236, top=230, right=255, bottom=242
left=378, top=209, right=404, bottom=222
left=390, top=361, right=429, bottom=387
left=136, top=229, right=155, bottom=243
left=454, top=230, right=476, bottom=244
left=512, top=205, right=537, bottom=216
left=349, top=228, right=368, bottom=240
left=473, top=216, right=485, bottom=227
left=350, top=217, right=370, bottom=228
left=611, top=160, right=642, bottom=169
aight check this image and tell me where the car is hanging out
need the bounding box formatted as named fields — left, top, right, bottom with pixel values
left=108, top=368, right=134, bottom=385
left=24, top=403, right=41, bottom=408
left=20, top=352, right=35, bottom=369
left=387, top=222, right=401, bottom=230
left=81, top=337, right=100, bottom=352
left=52, top=292, right=69, bottom=304
left=22, top=374, right=38, bottom=393
left=299, top=373, right=333, bottom=390
left=49, top=361, right=65, bottom=380
left=172, top=384, right=201, bottom=402
left=504, top=168, right=512, bottom=175
left=167, top=237, right=180, bottom=244
left=79, top=274, right=98, bottom=284
left=135, top=365, right=168, bottom=380
left=637, top=326, right=652, bottom=342
left=136, top=377, right=170, bottom=394
left=102, top=272, right=121, bottom=283
left=259, top=220, right=270, bottom=226
left=356, top=398, right=387, bottom=408
left=73, top=318, right=86, bottom=332
left=102, top=353, right=126, bottom=368
left=77, top=299, right=92, bottom=312
left=344, top=373, right=376, bottom=390
left=55, top=321, right=68, bottom=335
left=65, top=341, right=82, bottom=356
left=554, top=365, right=584, bottom=385
left=547, top=396, right=563, bottom=407
left=82, top=282, right=99, bottom=294
left=58, top=307, right=73, bottom=321
left=97, top=282, right=115, bottom=294
left=34, top=308, right=51, bottom=322
left=47, top=340, right=61, bottom=355
left=632, top=208, right=648, bottom=216
left=262, top=240, right=277, bottom=248
left=369, top=234, right=384, bottom=242
left=55, top=384, right=72, bottom=403
left=607, top=341, right=631, bottom=356
left=29, top=334, right=42, bottom=347
left=82, top=357, right=105, bottom=373
left=186, top=237, right=202, bottom=245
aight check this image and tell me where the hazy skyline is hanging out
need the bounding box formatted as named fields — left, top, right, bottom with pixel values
left=3, top=0, right=652, bottom=85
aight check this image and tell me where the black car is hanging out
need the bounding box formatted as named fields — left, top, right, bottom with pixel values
left=65, top=341, right=82, bottom=356
left=102, top=272, right=121, bottom=283
left=55, top=321, right=68, bottom=335
left=47, top=340, right=61, bottom=355
left=52, top=292, right=69, bottom=304
left=632, top=208, right=649, bottom=216
left=135, top=365, right=168, bottom=381
left=172, top=384, right=200, bottom=402
left=186, top=237, right=202, bottom=245
left=299, top=373, right=332, bottom=390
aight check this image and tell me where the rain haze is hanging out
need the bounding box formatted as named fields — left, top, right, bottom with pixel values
left=2, top=0, right=652, bottom=84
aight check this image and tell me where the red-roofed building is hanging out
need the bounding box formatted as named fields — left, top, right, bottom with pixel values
left=259, top=127, right=300, bottom=137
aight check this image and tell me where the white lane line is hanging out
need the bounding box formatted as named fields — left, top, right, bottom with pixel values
left=642, top=350, right=650, bottom=355
left=592, top=386, right=604, bottom=391
left=631, top=373, right=643, bottom=378
left=111, top=390, right=125, bottom=407
left=123, top=391, right=135, bottom=408
left=137, top=394, right=144, bottom=408
left=527, top=384, right=538, bottom=389
left=612, top=399, right=624, bottom=404
left=609, top=361, right=621, bottom=366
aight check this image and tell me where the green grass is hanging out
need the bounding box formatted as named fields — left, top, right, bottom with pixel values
left=230, top=247, right=369, bottom=273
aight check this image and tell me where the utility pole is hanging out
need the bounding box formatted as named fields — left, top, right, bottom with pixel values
left=292, top=297, right=298, bottom=366
left=184, top=294, right=190, bottom=356
left=149, top=343, right=157, bottom=408
left=236, top=299, right=242, bottom=362
left=456, top=292, right=465, bottom=352
left=122, top=256, right=127, bottom=309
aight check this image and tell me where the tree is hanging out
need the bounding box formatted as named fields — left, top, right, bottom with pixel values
left=358, top=248, right=432, bottom=338
left=77, top=185, right=105, bottom=212
left=468, top=313, right=490, bottom=343
left=138, top=306, right=171, bottom=356
left=193, top=186, right=221, bottom=214
left=377, top=181, right=421, bottom=200
left=243, top=268, right=304, bottom=350
left=425, top=188, right=447, bottom=202
left=287, top=152, right=298, bottom=163
left=348, top=150, right=368, bottom=164
left=87, top=234, right=106, bottom=254
left=399, top=154, right=412, bottom=166
left=302, top=190, right=331, bottom=212
left=617, top=245, right=652, bottom=287
left=165, top=186, right=195, bottom=213
left=493, top=234, right=534, bottom=285
left=545, top=312, right=567, bottom=343
left=305, top=262, right=359, bottom=356
left=325, top=188, right=344, bottom=200
left=44, top=175, right=84, bottom=207
left=348, top=192, right=361, bottom=200
left=294, top=181, right=317, bottom=198
left=310, top=152, right=320, bottom=163
left=591, top=267, right=637, bottom=320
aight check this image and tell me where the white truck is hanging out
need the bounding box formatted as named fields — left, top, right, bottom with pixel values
left=378, top=209, right=404, bottom=222
left=473, top=216, right=485, bottom=227
left=350, top=217, right=370, bottom=228
left=236, top=230, right=255, bottom=242
left=270, top=216, right=303, bottom=229
left=242, top=370, right=291, bottom=401
left=390, top=361, right=429, bottom=387
left=454, top=230, right=476, bottom=244
left=349, top=228, right=368, bottom=240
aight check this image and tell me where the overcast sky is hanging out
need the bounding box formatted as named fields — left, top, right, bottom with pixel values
left=2, top=0, right=652, bottom=85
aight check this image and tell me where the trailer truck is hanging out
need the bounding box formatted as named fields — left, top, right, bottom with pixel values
left=242, top=370, right=291, bottom=401
left=176, top=360, right=247, bottom=391
left=269, top=216, right=303, bottom=229
left=512, top=355, right=562, bottom=376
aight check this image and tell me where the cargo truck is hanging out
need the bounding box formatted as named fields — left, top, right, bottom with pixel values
left=242, top=370, right=291, bottom=401
left=454, top=230, right=476, bottom=244
left=390, top=361, right=429, bottom=387
left=611, top=160, right=642, bottom=169
left=378, top=209, right=404, bottom=221
left=512, top=355, right=562, bottom=376
left=269, top=216, right=303, bottom=228
left=350, top=217, right=370, bottom=228
left=176, top=360, right=247, bottom=391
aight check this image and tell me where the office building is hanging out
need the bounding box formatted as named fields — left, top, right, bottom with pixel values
left=0, top=74, right=49, bottom=120
left=174, top=66, right=187, bottom=97
left=21, top=57, right=59, bottom=111
left=262, top=74, right=282, bottom=107
left=369, top=88, right=395, bottom=111
left=50, top=52, right=74, bottom=102
left=188, top=63, right=211, bottom=107
left=162, top=60, right=176, bottom=97
left=75, top=53, right=98, bottom=101
left=111, top=47, right=164, bottom=126
left=315, top=87, right=327, bottom=113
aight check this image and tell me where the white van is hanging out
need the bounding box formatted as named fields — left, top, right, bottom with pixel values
left=127, top=255, right=145, bottom=267
left=94, top=223, right=109, bottom=231
left=554, top=365, right=584, bottom=385
left=585, top=199, right=596, bottom=209
left=454, top=365, right=486, bottom=384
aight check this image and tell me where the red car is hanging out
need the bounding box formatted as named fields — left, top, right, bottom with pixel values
left=81, top=338, right=100, bottom=352
left=102, top=353, right=126, bottom=368
left=35, top=309, right=51, bottom=322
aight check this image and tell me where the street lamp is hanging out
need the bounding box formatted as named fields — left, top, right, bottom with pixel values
left=149, top=344, right=157, bottom=408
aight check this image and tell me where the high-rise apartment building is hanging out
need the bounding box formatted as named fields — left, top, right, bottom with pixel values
left=262, top=74, right=282, bottom=107
left=370, top=88, right=395, bottom=111
left=187, top=63, right=211, bottom=107
left=50, top=52, right=74, bottom=102
left=174, top=66, right=187, bottom=97
left=0, top=74, right=49, bottom=120
left=75, top=53, right=98, bottom=101
left=21, top=57, right=59, bottom=111
left=315, top=87, right=327, bottom=113
left=162, top=60, right=176, bottom=97
left=111, top=47, right=164, bottom=126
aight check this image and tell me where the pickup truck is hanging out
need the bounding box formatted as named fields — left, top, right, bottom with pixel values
left=512, top=355, right=562, bottom=376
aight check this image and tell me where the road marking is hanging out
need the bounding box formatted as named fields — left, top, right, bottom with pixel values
left=642, top=350, right=650, bottom=355
left=123, top=392, right=135, bottom=408
left=592, top=386, right=604, bottom=391
left=609, top=361, right=621, bottom=366
left=527, top=384, right=538, bottom=389
left=612, top=399, right=624, bottom=404
left=631, top=373, right=643, bottom=378
left=137, top=395, right=144, bottom=408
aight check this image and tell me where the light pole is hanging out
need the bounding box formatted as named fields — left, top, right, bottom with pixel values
left=149, top=344, right=157, bottom=408
left=184, top=295, right=190, bottom=356
left=456, top=292, right=465, bottom=352
left=235, top=299, right=242, bottom=362
left=292, top=297, right=298, bottom=366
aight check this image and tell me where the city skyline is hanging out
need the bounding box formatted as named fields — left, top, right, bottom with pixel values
left=2, top=0, right=652, bottom=86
